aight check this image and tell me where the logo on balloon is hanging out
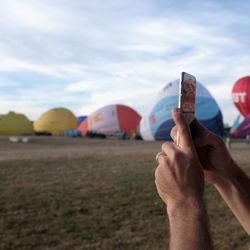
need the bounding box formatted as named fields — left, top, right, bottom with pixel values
left=232, top=92, right=246, bottom=103
left=93, top=113, right=103, bottom=122
left=151, top=114, right=157, bottom=125
left=232, top=76, right=250, bottom=117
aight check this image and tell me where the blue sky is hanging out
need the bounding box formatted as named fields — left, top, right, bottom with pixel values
left=0, top=0, right=250, bottom=124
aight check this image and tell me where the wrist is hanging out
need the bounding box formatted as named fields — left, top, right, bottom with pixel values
left=214, top=166, right=250, bottom=203
left=208, top=159, right=239, bottom=187
left=213, top=160, right=241, bottom=189
left=167, top=197, right=206, bottom=220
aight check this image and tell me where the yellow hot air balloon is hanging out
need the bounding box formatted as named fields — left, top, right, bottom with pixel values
left=0, top=111, right=33, bottom=135
left=34, top=108, right=77, bottom=136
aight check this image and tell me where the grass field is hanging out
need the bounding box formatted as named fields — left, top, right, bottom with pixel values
left=0, top=137, right=250, bottom=250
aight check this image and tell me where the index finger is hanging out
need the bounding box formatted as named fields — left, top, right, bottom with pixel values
left=171, top=108, right=194, bottom=150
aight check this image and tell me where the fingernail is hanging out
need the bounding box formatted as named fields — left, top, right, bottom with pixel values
left=172, top=108, right=180, bottom=114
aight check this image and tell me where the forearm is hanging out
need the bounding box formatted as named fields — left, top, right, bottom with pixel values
left=214, top=161, right=250, bottom=235
left=167, top=200, right=213, bottom=250
left=231, top=160, right=250, bottom=191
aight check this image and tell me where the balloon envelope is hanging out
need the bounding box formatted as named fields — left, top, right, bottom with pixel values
left=0, top=112, right=33, bottom=135
left=77, top=116, right=87, bottom=124
left=77, top=104, right=141, bottom=136
left=140, top=80, right=224, bottom=141
left=34, top=107, right=78, bottom=136
left=232, top=76, right=250, bottom=117
left=230, top=115, right=250, bottom=138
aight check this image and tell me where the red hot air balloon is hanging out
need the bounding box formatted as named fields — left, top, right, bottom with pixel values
left=232, top=76, right=250, bottom=117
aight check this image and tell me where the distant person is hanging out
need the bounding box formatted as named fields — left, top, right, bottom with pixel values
left=155, top=108, right=250, bottom=250
left=246, top=134, right=250, bottom=145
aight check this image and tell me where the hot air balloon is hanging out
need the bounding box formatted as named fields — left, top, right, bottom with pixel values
left=34, top=107, right=78, bottom=136
left=77, top=104, right=141, bottom=137
left=77, top=116, right=87, bottom=124
left=0, top=111, right=33, bottom=135
left=231, top=115, right=250, bottom=138
left=231, top=114, right=242, bottom=133
left=140, top=80, right=224, bottom=141
left=232, top=76, right=250, bottom=117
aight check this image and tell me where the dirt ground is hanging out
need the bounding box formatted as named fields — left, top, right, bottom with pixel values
left=0, top=136, right=249, bottom=163
left=0, top=136, right=162, bottom=161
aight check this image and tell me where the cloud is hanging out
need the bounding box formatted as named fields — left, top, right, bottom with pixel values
left=65, top=80, right=98, bottom=93
left=0, top=100, right=45, bottom=121
left=0, top=0, right=68, bottom=32
left=0, top=76, right=20, bottom=88
left=76, top=88, right=153, bottom=116
left=0, top=0, right=249, bottom=125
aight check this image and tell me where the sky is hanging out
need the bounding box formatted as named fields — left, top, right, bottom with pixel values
left=0, top=0, right=250, bottom=125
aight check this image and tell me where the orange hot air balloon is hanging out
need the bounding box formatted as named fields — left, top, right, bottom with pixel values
left=232, top=76, right=250, bottom=117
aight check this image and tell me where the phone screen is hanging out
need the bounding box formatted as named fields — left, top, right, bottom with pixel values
left=178, top=72, right=196, bottom=125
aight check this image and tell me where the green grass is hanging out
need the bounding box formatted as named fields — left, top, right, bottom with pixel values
left=0, top=138, right=249, bottom=249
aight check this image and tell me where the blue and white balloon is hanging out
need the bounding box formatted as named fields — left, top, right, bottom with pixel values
left=140, top=80, right=224, bottom=141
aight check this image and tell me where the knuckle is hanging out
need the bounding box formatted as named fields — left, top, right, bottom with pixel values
left=158, top=154, right=166, bottom=164
left=155, top=166, right=161, bottom=179
left=155, top=161, right=168, bottom=176
left=155, top=168, right=163, bottom=181
left=172, top=150, right=182, bottom=161
left=154, top=179, right=159, bottom=188
left=161, top=142, right=168, bottom=152
left=162, top=157, right=169, bottom=165
left=180, top=125, right=189, bottom=135
left=161, top=142, right=170, bottom=152
left=155, top=168, right=159, bottom=179
left=184, top=150, right=195, bottom=161
left=180, top=125, right=187, bottom=133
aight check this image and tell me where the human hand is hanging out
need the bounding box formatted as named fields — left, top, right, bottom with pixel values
left=155, top=109, right=204, bottom=212
left=170, top=119, right=234, bottom=186
left=169, top=117, right=250, bottom=237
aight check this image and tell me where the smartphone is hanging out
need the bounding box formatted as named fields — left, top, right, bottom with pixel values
left=177, top=72, right=196, bottom=145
